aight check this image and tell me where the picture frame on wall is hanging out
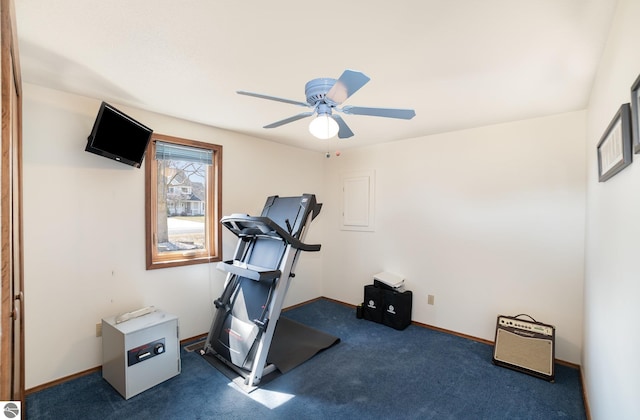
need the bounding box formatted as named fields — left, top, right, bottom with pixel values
left=631, top=73, right=640, bottom=154
left=597, top=103, right=632, bottom=182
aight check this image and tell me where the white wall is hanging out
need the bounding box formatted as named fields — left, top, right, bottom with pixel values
left=584, top=0, right=640, bottom=418
left=322, top=111, right=586, bottom=364
left=22, top=84, right=325, bottom=389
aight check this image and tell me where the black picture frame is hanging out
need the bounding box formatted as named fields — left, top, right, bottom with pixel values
left=597, top=103, right=632, bottom=182
left=631, top=73, right=640, bottom=154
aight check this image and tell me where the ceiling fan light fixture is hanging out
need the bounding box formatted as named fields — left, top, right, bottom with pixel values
left=238, top=70, right=414, bottom=140
left=309, top=114, right=339, bottom=139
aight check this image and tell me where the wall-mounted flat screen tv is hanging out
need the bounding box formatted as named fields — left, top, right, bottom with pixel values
left=85, top=102, right=153, bottom=168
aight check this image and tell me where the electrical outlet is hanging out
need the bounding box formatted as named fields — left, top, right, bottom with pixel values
left=428, top=295, right=435, bottom=305
left=96, top=323, right=102, bottom=337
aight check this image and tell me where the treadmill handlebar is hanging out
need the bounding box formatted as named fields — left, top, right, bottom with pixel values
left=312, top=203, right=322, bottom=221
left=220, top=215, right=321, bottom=252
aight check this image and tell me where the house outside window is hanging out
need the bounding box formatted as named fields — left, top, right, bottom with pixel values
left=145, top=133, right=222, bottom=269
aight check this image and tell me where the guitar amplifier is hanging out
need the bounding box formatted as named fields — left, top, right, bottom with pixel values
left=492, top=315, right=555, bottom=382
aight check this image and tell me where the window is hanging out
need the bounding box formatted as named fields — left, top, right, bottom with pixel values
left=145, top=133, right=222, bottom=269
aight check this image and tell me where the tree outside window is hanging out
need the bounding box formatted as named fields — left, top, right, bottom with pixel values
left=145, top=134, right=222, bottom=269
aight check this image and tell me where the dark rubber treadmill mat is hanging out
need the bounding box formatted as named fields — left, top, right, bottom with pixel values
left=267, top=316, right=340, bottom=373
left=200, top=317, right=339, bottom=392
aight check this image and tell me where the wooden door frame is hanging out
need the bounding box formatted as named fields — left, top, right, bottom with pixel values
left=1, top=0, right=24, bottom=402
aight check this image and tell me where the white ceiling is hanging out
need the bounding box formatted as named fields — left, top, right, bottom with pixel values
left=14, top=0, right=617, bottom=152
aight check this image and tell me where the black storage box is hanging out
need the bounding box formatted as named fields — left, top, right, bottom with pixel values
left=363, top=284, right=384, bottom=323
left=382, top=289, right=412, bottom=330
left=363, top=284, right=412, bottom=330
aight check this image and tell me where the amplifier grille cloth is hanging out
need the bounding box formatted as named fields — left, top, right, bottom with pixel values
left=494, top=329, right=553, bottom=375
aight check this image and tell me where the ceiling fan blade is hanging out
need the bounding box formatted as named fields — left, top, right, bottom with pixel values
left=264, top=112, right=314, bottom=128
left=341, top=105, right=416, bottom=120
left=325, top=70, right=371, bottom=105
left=237, top=90, right=310, bottom=107
left=333, top=115, right=354, bottom=139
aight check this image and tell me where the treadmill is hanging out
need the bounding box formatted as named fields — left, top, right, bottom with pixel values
left=202, top=194, right=322, bottom=387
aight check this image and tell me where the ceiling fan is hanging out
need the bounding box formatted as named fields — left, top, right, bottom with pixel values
left=237, top=69, right=416, bottom=140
